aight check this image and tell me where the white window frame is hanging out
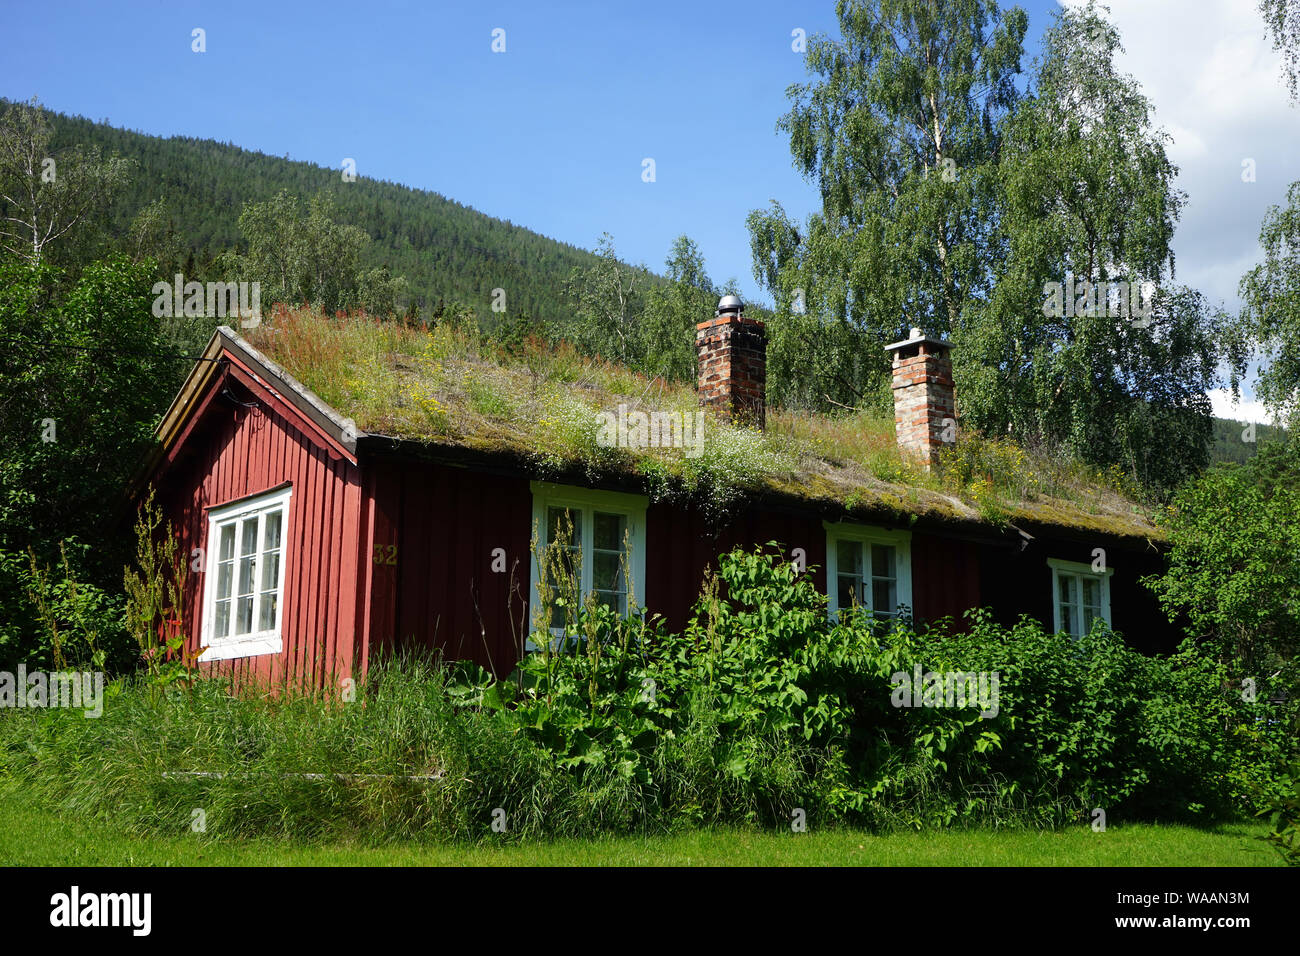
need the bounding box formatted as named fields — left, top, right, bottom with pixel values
left=824, top=521, right=912, bottom=622
left=1047, top=557, right=1113, bottom=638
left=200, top=485, right=292, bottom=661
left=528, top=481, right=647, bottom=646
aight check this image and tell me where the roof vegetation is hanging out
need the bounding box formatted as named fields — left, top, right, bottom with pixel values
left=244, top=308, right=1163, bottom=540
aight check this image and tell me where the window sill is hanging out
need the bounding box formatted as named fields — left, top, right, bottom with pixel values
left=198, top=634, right=283, bottom=662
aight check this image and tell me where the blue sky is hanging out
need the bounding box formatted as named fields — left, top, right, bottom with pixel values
left=3, top=0, right=1296, bottom=418
left=1, top=0, right=1060, bottom=302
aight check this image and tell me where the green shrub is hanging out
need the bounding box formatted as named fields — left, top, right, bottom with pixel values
left=1259, top=761, right=1299, bottom=866
left=0, top=539, right=130, bottom=673
left=2, top=544, right=1288, bottom=841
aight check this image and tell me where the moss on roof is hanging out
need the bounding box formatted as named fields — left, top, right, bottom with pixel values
left=243, top=309, right=1164, bottom=543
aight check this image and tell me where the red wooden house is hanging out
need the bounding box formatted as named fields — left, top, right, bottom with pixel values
left=143, top=298, right=1175, bottom=691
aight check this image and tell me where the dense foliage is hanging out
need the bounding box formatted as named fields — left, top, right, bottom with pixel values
left=0, top=255, right=175, bottom=672
left=3, top=547, right=1291, bottom=842
left=1145, top=440, right=1300, bottom=685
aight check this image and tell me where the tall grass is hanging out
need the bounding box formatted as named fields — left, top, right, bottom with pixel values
left=0, top=657, right=555, bottom=842
left=0, top=656, right=817, bottom=844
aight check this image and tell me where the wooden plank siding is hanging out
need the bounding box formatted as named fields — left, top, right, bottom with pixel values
left=361, top=456, right=532, bottom=675
left=910, top=532, right=983, bottom=628
left=361, top=473, right=1178, bottom=677
left=156, top=364, right=364, bottom=692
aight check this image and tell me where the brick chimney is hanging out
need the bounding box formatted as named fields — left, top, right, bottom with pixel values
left=885, top=328, right=955, bottom=469
left=696, top=295, right=766, bottom=428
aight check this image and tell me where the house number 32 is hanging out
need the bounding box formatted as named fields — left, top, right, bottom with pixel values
left=373, top=544, right=398, bottom=566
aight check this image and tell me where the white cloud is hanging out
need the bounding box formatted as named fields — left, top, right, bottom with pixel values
left=1060, top=0, right=1300, bottom=310
left=1207, top=387, right=1282, bottom=423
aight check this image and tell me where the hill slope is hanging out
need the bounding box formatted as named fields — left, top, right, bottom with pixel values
left=32, top=103, right=629, bottom=325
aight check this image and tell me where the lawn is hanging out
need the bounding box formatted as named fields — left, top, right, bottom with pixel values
left=0, top=790, right=1279, bottom=867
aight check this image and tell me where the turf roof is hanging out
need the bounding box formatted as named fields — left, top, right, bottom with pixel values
left=231, top=309, right=1164, bottom=543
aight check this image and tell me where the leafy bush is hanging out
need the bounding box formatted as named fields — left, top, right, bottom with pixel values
left=1259, top=761, right=1300, bottom=866
left=921, top=612, right=1279, bottom=822
left=2, top=544, right=1289, bottom=841
left=123, top=489, right=199, bottom=694
left=0, top=539, right=130, bottom=673
left=1145, top=440, right=1300, bottom=678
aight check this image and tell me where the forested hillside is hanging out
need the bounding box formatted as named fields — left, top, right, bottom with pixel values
left=1210, top=416, right=1289, bottom=464
left=26, top=101, right=643, bottom=325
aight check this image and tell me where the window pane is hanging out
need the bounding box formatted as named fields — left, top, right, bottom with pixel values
left=873, top=578, right=897, bottom=615
left=1056, top=573, right=1079, bottom=637
left=235, top=516, right=256, bottom=637
left=1058, top=574, right=1076, bottom=606
left=237, top=553, right=256, bottom=600
left=1082, top=576, right=1101, bottom=609
left=259, top=590, right=278, bottom=631
left=260, top=549, right=280, bottom=593
left=837, top=574, right=859, bottom=611
left=216, top=560, right=233, bottom=601
left=544, top=506, right=580, bottom=605
left=594, top=589, right=625, bottom=614
left=548, top=545, right=578, bottom=583
left=871, top=544, right=897, bottom=614
left=218, top=523, right=236, bottom=561
left=871, top=544, right=895, bottom=580
left=214, top=599, right=231, bottom=638
left=547, top=506, right=580, bottom=548
left=593, top=512, right=624, bottom=552
left=592, top=551, right=623, bottom=593
left=262, top=510, right=282, bottom=551
left=837, top=540, right=862, bottom=577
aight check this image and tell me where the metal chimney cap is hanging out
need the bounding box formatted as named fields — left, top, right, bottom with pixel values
left=716, top=294, right=743, bottom=316
left=884, top=329, right=954, bottom=353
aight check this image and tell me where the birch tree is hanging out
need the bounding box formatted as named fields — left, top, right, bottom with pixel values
left=0, top=98, right=133, bottom=265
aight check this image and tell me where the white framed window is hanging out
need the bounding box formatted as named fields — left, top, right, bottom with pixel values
left=200, top=485, right=292, bottom=661
left=824, top=521, right=912, bottom=622
left=1047, top=558, right=1113, bottom=638
left=528, top=481, right=647, bottom=643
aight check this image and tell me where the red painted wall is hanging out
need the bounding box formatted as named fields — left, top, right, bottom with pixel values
left=158, top=362, right=363, bottom=691
left=359, top=469, right=992, bottom=676
left=360, top=455, right=532, bottom=675
left=911, top=532, right=982, bottom=628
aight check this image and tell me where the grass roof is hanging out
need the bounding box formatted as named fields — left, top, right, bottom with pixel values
left=243, top=309, right=1164, bottom=542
